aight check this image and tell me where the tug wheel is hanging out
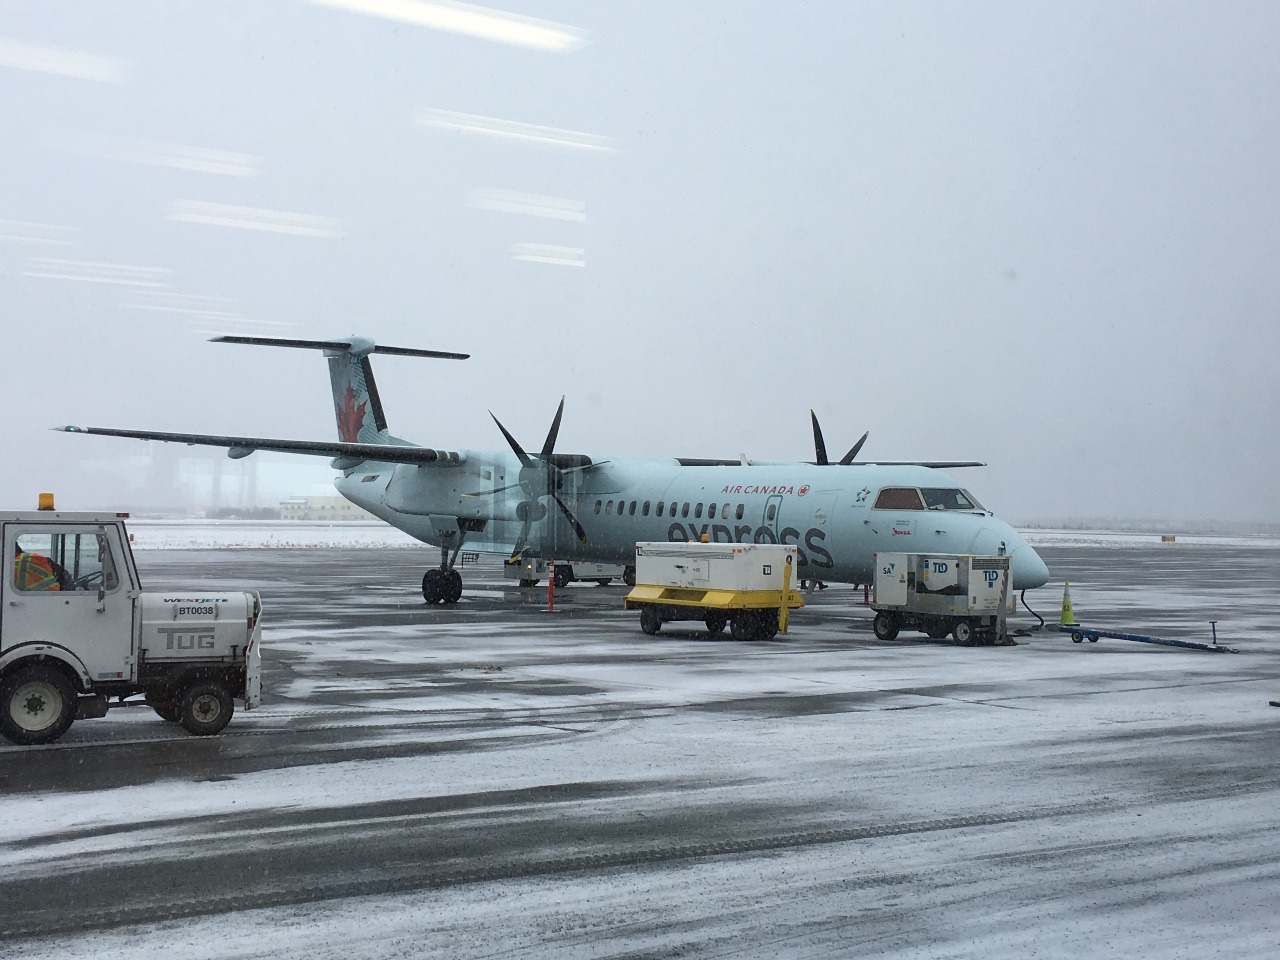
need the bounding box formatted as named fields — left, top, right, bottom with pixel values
left=179, top=681, right=234, bottom=737
left=0, top=664, right=77, bottom=746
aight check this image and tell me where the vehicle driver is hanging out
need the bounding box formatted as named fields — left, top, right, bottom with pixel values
left=13, top=544, right=63, bottom=591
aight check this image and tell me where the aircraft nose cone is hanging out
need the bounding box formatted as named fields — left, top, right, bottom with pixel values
left=1011, top=545, right=1050, bottom=590
left=970, top=526, right=1049, bottom=590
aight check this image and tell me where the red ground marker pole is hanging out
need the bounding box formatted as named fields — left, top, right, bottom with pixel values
left=547, top=557, right=556, bottom=612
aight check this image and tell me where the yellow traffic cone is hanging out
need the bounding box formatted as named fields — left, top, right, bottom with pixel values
left=1060, top=581, right=1074, bottom=626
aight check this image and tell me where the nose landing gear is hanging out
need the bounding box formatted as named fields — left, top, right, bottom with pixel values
left=421, top=522, right=482, bottom=605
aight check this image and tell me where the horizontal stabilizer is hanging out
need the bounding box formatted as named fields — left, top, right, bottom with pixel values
left=57, top=425, right=462, bottom=465
left=210, top=335, right=468, bottom=361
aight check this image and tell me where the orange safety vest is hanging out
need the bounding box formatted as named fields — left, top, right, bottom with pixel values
left=15, top=552, right=61, bottom=591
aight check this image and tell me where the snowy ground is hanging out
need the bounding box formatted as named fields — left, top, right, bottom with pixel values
left=0, top=536, right=1277, bottom=958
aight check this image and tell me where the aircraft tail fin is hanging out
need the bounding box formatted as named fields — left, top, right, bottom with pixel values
left=211, top=335, right=468, bottom=445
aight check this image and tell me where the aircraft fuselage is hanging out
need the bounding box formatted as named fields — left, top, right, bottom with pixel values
left=337, top=454, right=1050, bottom=590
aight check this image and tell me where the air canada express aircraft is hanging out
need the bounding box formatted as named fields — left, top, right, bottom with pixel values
left=61, top=336, right=1050, bottom=604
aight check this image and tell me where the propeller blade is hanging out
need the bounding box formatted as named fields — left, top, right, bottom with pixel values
left=810, top=410, right=829, bottom=465
left=552, top=494, right=588, bottom=543
left=489, top=412, right=533, bottom=467
left=839, top=431, right=869, bottom=465
left=508, top=515, right=533, bottom=561
left=461, top=481, right=525, bottom=498
left=540, top=396, right=566, bottom=460
left=559, top=460, right=606, bottom=475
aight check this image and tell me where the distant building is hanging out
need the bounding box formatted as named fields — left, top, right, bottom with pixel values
left=279, top=495, right=373, bottom=521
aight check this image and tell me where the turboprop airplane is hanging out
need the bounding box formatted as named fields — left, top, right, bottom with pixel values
left=59, top=335, right=1050, bottom=604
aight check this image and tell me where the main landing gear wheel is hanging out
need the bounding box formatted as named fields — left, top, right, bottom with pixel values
left=704, top=613, right=728, bottom=636
left=422, top=569, right=443, bottom=604
left=0, top=664, right=77, bottom=745
left=639, top=607, right=662, bottom=635
left=422, top=569, right=463, bottom=605
left=872, top=612, right=900, bottom=642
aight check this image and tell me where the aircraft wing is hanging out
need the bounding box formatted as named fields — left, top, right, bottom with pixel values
left=859, top=460, right=985, bottom=468
left=687, top=458, right=987, bottom=468
left=56, top=426, right=458, bottom=465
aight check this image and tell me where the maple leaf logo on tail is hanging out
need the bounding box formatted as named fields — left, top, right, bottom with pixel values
left=337, top=386, right=368, bottom=442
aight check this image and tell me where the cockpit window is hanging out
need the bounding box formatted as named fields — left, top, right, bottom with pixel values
left=873, top=487, right=924, bottom=510
left=920, top=488, right=984, bottom=511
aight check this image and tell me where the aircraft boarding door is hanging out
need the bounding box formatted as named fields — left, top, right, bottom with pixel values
left=762, top=495, right=784, bottom=543
left=2, top=525, right=136, bottom=681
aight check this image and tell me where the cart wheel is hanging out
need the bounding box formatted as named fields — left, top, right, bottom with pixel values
left=704, top=613, right=727, bottom=636
left=639, top=606, right=662, bottom=635
left=1071, top=631, right=1084, bottom=643
left=757, top=609, right=779, bottom=641
left=1087, top=635, right=1099, bottom=643
left=952, top=620, right=974, bottom=646
left=872, top=612, right=899, bottom=642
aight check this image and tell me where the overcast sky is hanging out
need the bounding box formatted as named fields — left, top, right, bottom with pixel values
left=3, top=1, right=1276, bottom=524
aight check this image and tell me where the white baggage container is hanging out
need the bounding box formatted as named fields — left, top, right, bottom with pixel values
left=625, top=542, right=803, bottom=641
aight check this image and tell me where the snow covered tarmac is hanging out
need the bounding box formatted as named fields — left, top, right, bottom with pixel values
left=1, top=528, right=1277, bottom=958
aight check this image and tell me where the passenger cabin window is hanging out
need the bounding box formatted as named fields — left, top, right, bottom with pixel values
left=642, top=502, right=650, bottom=516
left=628, top=501, right=636, bottom=516
left=694, top=503, right=704, bottom=519
left=657, top=502, right=665, bottom=517
left=682, top=502, right=690, bottom=518
left=594, top=500, right=602, bottom=515
left=919, top=488, right=984, bottom=511
left=736, top=504, right=744, bottom=520
left=708, top=503, right=717, bottom=519
left=606, top=500, right=614, bottom=514
left=766, top=503, right=776, bottom=522
left=873, top=488, right=925, bottom=510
